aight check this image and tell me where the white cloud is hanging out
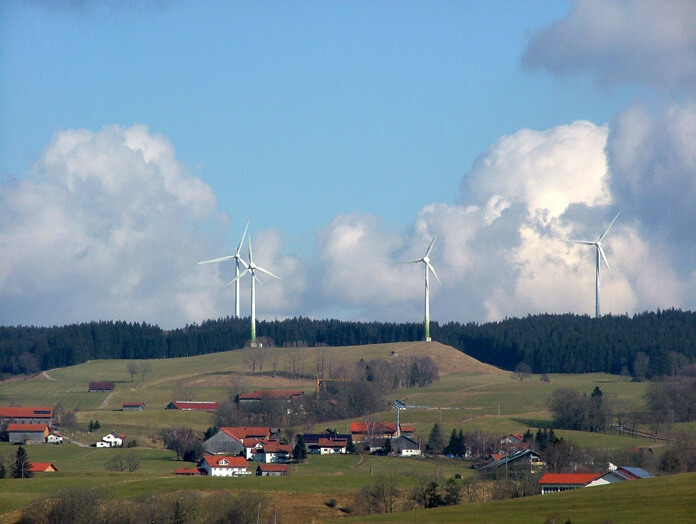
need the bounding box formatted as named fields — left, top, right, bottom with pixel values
left=0, top=125, right=226, bottom=328
left=523, top=0, right=696, bottom=91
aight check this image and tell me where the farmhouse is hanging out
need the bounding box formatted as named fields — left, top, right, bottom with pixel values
left=251, top=441, right=293, bottom=463
left=198, top=455, right=251, bottom=477
left=28, top=462, right=58, bottom=472
left=123, top=402, right=145, bottom=411
left=7, top=423, right=49, bottom=444
left=539, top=472, right=603, bottom=494
left=88, top=381, right=114, bottom=392
left=101, top=432, right=126, bottom=447
left=587, top=466, right=654, bottom=486
left=238, top=390, right=304, bottom=404
left=256, top=464, right=289, bottom=476
left=165, top=401, right=219, bottom=411
left=0, top=406, right=53, bottom=425
left=308, top=437, right=348, bottom=455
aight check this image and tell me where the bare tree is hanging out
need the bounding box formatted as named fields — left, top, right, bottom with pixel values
left=126, top=362, right=138, bottom=382
left=140, top=361, right=153, bottom=382
left=513, top=362, right=532, bottom=382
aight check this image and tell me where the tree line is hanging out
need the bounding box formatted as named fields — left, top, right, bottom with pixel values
left=2, top=308, right=696, bottom=376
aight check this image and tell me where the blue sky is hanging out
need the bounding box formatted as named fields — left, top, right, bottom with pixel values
left=2, top=1, right=696, bottom=329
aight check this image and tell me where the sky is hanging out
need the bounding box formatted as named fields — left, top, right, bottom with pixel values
left=2, top=0, right=696, bottom=329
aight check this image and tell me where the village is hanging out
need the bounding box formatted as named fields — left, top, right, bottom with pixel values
left=0, top=380, right=655, bottom=495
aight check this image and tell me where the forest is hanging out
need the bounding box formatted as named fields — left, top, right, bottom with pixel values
left=1, top=309, right=695, bottom=378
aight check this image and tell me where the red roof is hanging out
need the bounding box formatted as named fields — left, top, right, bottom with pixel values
left=28, top=462, right=57, bottom=472
left=350, top=421, right=368, bottom=433
left=170, top=401, right=219, bottom=411
left=257, top=464, right=289, bottom=472
left=202, top=456, right=249, bottom=468
left=0, top=407, right=53, bottom=419
left=173, top=467, right=205, bottom=475
left=7, top=423, right=48, bottom=433
left=539, top=473, right=602, bottom=485
left=221, top=427, right=271, bottom=441
left=317, top=438, right=348, bottom=448
left=260, top=442, right=292, bottom=453
left=123, top=402, right=144, bottom=407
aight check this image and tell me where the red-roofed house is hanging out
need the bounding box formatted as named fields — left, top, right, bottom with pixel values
left=28, top=462, right=58, bottom=472
left=539, top=473, right=602, bottom=494
left=8, top=423, right=49, bottom=444
left=256, top=464, right=289, bottom=476
left=0, top=406, right=53, bottom=425
left=198, top=455, right=250, bottom=477
left=252, top=441, right=293, bottom=463
left=123, top=402, right=145, bottom=411
left=102, top=432, right=126, bottom=447
left=309, top=437, right=348, bottom=455
left=165, top=401, right=219, bottom=411
left=350, top=421, right=369, bottom=443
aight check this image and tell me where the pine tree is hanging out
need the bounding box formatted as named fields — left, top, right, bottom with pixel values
left=427, top=424, right=444, bottom=455
left=12, top=446, right=32, bottom=478
left=293, top=435, right=307, bottom=462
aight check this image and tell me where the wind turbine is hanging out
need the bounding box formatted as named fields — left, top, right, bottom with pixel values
left=567, top=212, right=620, bottom=318
left=198, top=220, right=250, bottom=318
left=400, top=234, right=441, bottom=341
left=230, top=237, right=280, bottom=347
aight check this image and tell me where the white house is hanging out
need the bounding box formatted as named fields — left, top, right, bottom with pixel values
left=308, top=437, right=348, bottom=455
left=198, top=456, right=251, bottom=477
left=46, top=433, right=63, bottom=444
left=252, top=441, right=292, bottom=463
left=102, top=432, right=126, bottom=447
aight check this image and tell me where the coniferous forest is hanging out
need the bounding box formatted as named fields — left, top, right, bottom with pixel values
left=1, top=309, right=695, bottom=378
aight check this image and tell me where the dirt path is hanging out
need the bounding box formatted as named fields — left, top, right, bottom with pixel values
left=41, top=370, right=56, bottom=381
left=99, top=391, right=115, bottom=410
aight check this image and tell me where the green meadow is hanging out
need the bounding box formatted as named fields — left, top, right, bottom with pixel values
left=0, top=342, right=680, bottom=522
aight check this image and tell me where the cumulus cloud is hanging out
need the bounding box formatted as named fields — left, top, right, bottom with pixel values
left=523, top=0, right=696, bottom=91
left=0, top=124, right=237, bottom=328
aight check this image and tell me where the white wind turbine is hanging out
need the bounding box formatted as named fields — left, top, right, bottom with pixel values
left=198, top=220, right=250, bottom=318
left=567, top=212, right=620, bottom=318
left=230, top=237, right=280, bottom=347
left=400, top=234, right=441, bottom=341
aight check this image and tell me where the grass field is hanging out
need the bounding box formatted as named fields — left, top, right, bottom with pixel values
left=336, top=472, right=696, bottom=523
left=0, top=341, right=677, bottom=522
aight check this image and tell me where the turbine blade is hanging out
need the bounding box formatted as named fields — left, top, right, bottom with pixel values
left=598, top=211, right=621, bottom=242
left=248, top=238, right=254, bottom=265
left=226, top=268, right=250, bottom=286
left=426, top=262, right=442, bottom=286
left=255, top=266, right=281, bottom=280
left=198, top=255, right=235, bottom=264
left=235, top=219, right=250, bottom=256
left=424, top=233, right=438, bottom=258
left=236, top=256, right=249, bottom=269
left=398, top=258, right=423, bottom=264
left=564, top=240, right=595, bottom=246
left=598, top=246, right=614, bottom=279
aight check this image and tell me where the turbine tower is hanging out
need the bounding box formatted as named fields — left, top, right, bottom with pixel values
left=401, top=234, right=441, bottom=341
left=198, top=220, right=250, bottom=318
left=567, top=212, right=620, bottom=318
left=230, top=237, right=280, bottom=347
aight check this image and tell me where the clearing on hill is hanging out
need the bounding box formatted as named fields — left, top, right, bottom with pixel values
left=386, top=341, right=505, bottom=375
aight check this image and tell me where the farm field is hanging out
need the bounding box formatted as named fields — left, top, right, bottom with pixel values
left=0, top=342, right=675, bottom=522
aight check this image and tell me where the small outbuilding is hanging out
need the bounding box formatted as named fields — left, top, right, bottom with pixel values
left=123, top=402, right=145, bottom=411
left=88, top=381, right=115, bottom=392
left=256, top=464, right=289, bottom=476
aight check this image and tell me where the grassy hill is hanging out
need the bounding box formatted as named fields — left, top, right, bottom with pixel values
left=0, top=341, right=672, bottom=523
